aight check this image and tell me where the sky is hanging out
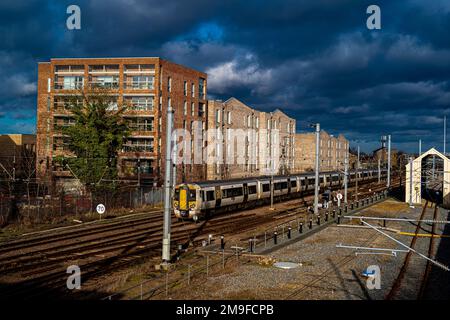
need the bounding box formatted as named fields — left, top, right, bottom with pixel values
left=0, top=0, right=449, bottom=153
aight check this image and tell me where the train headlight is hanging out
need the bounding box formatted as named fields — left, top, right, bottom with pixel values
left=189, top=203, right=196, bottom=209
left=173, top=201, right=179, bottom=207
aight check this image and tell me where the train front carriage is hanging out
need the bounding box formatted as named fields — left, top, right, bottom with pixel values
left=173, top=184, right=201, bottom=220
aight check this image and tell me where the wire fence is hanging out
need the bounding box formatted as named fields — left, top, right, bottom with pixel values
left=0, top=186, right=164, bottom=226
left=103, top=252, right=240, bottom=300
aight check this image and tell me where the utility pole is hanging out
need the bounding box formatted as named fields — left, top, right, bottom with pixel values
left=344, top=152, right=348, bottom=204
left=137, top=158, right=141, bottom=206
left=162, top=101, right=174, bottom=264
left=419, top=139, right=422, bottom=156
left=445, top=115, right=447, bottom=155
left=172, top=132, right=177, bottom=189
left=355, top=146, right=359, bottom=202
left=387, top=134, right=391, bottom=188
left=432, top=154, right=436, bottom=179
left=270, top=162, right=274, bottom=210
left=314, top=123, right=320, bottom=214
left=409, top=157, right=413, bottom=207
left=378, top=158, right=381, bottom=184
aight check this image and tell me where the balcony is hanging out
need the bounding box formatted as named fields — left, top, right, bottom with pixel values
left=124, top=75, right=155, bottom=90
left=54, top=79, right=84, bottom=90
left=89, top=64, right=120, bottom=73
left=124, top=81, right=154, bottom=90
left=89, top=78, right=120, bottom=89
left=122, top=144, right=154, bottom=153
left=124, top=64, right=155, bottom=73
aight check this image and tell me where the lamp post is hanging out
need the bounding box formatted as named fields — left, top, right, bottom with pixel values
left=162, top=101, right=174, bottom=264
left=312, top=123, right=320, bottom=215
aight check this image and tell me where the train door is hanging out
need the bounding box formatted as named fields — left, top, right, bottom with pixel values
left=287, top=178, right=291, bottom=194
left=179, top=185, right=189, bottom=211
left=215, top=186, right=222, bottom=208
left=243, top=183, right=249, bottom=202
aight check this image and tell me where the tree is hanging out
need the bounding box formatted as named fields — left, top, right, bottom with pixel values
left=56, top=88, right=130, bottom=195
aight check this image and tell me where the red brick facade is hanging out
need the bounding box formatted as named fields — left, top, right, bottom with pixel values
left=36, top=57, right=207, bottom=190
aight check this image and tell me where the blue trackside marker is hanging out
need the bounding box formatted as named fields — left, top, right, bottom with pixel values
left=362, top=269, right=376, bottom=277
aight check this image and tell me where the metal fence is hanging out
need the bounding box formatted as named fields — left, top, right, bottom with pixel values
left=0, top=187, right=164, bottom=226
left=103, top=253, right=238, bottom=300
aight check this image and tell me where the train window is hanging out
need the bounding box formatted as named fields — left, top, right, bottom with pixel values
left=291, top=181, right=297, bottom=187
left=206, top=190, right=215, bottom=201
left=174, top=188, right=180, bottom=200
left=274, top=182, right=288, bottom=190
left=262, top=184, right=270, bottom=192
left=248, top=185, right=257, bottom=194
left=189, top=189, right=196, bottom=199
left=333, top=175, right=339, bottom=181
left=222, top=187, right=243, bottom=198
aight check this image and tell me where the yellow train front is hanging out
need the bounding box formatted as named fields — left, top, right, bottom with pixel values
left=173, top=184, right=202, bottom=221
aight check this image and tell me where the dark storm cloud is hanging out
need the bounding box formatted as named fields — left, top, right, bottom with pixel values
left=0, top=0, right=449, bottom=152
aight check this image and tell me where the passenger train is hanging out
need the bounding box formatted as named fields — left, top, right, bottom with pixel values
left=173, top=169, right=387, bottom=221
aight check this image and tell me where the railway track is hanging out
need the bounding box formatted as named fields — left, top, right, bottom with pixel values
left=385, top=201, right=432, bottom=300
left=417, top=202, right=439, bottom=299
left=385, top=200, right=441, bottom=300
left=0, top=178, right=398, bottom=299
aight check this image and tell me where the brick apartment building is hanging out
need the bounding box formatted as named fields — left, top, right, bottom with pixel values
left=294, top=131, right=349, bottom=172
left=36, top=57, right=207, bottom=191
left=206, top=98, right=296, bottom=180
left=0, top=134, right=36, bottom=188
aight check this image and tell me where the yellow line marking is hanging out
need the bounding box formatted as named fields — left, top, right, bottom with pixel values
left=397, top=232, right=450, bottom=238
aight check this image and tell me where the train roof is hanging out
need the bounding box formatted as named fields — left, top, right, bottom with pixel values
left=181, top=168, right=382, bottom=187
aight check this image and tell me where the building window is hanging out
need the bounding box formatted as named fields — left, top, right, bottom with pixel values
left=227, top=111, right=231, bottom=125
left=183, top=101, right=187, bottom=116
left=126, top=117, right=154, bottom=132
left=106, top=100, right=118, bottom=111
left=199, top=78, right=206, bottom=99
left=124, top=96, right=154, bottom=111
left=216, top=109, right=221, bottom=123
left=198, top=103, right=205, bottom=117
left=90, top=75, right=119, bottom=89
left=168, top=77, right=172, bottom=92
left=123, top=138, right=154, bottom=152
left=125, top=75, right=154, bottom=89
left=191, top=102, right=195, bottom=117
left=55, top=76, right=84, bottom=90
left=191, top=83, right=195, bottom=98
left=122, top=159, right=154, bottom=176
left=184, top=81, right=187, bottom=96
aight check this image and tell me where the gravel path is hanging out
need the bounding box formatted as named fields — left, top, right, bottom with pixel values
left=167, top=199, right=450, bottom=300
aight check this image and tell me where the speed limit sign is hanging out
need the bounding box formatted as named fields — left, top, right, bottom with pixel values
left=96, top=204, right=106, bottom=215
